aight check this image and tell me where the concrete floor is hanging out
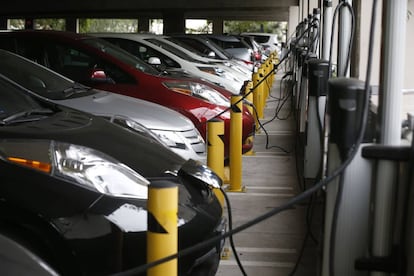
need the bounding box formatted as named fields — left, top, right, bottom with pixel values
left=215, top=72, right=323, bottom=276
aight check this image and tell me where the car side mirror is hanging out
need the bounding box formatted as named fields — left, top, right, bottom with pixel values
left=148, top=57, right=161, bottom=65
left=90, top=68, right=114, bottom=83
left=208, top=51, right=216, bottom=58
left=147, top=57, right=167, bottom=72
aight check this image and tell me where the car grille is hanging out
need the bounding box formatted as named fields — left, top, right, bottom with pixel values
left=182, top=128, right=206, bottom=154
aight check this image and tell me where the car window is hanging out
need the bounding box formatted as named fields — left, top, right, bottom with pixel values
left=252, top=35, right=269, bottom=44
left=209, top=37, right=246, bottom=49
left=145, top=38, right=200, bottom=62
left=81, top=37, right=159, bottom=75
left=173, top=38, right=210, bottom=56
left=0, top=76, right=42, bottom=119
left=46, top=42, right=136, bottom=85
left=0, top=50, right=96, bottom=100
left=103, top=38, right=181, bottom=69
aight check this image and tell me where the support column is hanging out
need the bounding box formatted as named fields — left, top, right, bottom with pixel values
left=0, top=17, right=7, bottom=30
left=65, top=18, right=78, bottom=33
left=288, top=6, right=299, bottom=38
left=372, top=1, right=407, bottom=276
left=163, top=12, right=185, bottom=34
left=212, top=19, right=223, bottom=34
left=24, top=18, right=34, bottom=30
left=138, top=17, right=150, bottom=33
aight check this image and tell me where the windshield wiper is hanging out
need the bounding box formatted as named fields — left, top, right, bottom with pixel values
left=62, top=82, right=91, bottom=97
left=0, top=108, right=54, bottom=125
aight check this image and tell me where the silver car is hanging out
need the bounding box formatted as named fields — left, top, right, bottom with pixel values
left=0, top=49, right=206, bottom=162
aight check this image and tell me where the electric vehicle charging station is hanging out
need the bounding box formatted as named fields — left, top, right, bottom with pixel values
left=303, top=59, right=329, bottom=180
left=322, top=78, right=373, bottom=276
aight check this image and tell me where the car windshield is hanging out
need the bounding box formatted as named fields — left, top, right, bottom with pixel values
left=0, top=50, right=96, bottom=100
left=0, top=75, right=53, bottom=125
left=165, top=37, right=205, bottom=56
left=81, top=38, right=160, bottom=75
left=145, top=38, right=201, bottom=63
left=251, top=35, right=269, bottom=43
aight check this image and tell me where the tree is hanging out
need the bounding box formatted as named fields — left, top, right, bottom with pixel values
left=224, top=20, right=287, bottom=42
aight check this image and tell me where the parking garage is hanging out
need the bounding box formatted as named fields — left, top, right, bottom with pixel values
left=0, top=1, right=414, bottom=276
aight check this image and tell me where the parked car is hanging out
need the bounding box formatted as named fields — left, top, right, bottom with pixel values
left=236, top=34, right=266, bottom=62
left=205, top=35, right=256, bottom=67
left=91, top=33, right=247, bottom=94
left=157, top=35, right=253, bottom=79
left=0, top=49, right=206, bottom=162
left=0, top=73, right=225, bottom=275
left=0, top=30, right=255, bottom=158
left=241, top=32, right=281, bottom=56
left=0, top=233, right=58, bottom=276
left=169, top=34, right=254, bottom=72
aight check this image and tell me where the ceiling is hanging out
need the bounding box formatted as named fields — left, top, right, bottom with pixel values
left=0, top=0, right=299, bottom=21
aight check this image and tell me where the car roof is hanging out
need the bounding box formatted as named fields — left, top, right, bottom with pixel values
left=205, top=35, right=241, bottom=42
left=0, top=29, right=90, bottom=41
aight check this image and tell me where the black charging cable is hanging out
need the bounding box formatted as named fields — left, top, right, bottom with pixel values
left=328, top=0, right=355, bottom=78
left=328, top=0, right=376, bottom=275
left=109, top=9, right=373, bottom=272
left=219, top=186, right=248, bottom=276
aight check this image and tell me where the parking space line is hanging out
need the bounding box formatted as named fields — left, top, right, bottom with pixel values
left=219, top=260, right=295, bottom=268
left=235, top=247, right=297, bottom=254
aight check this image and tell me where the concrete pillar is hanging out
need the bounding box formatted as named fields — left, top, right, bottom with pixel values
left=212, top=19, right=223, bottom=34
left=24, top=18, right=34, bottom=29
left=163, top=12, right=185, bottom=34
left=138, top=17, right=150, bottom=33
left=65, top=18, right=78, bottom=33
left=288, top=6, right=299, bottom=38
left=0, top=17, right=7, bottom=30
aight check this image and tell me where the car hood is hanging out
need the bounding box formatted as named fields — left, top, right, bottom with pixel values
left=60, top=91, right=194, bottom=131
left=0, top=108, right=186, bottom=177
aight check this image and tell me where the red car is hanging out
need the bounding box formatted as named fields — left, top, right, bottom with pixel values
left=0, top=30, right=255, bottom=159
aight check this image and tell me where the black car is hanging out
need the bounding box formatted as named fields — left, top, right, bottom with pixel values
left=0, top=233, right=58, bottom=276
left=0, top=74, right=225, bottom=275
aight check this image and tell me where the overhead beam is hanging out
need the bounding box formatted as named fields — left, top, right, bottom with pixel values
left=0, top=0, right=295, bottom=21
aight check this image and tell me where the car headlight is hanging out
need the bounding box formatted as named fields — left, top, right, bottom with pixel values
left=0, top=140, right=149, bottom=199
left=151, top=129, right=187, bottom=150
left=163, top=81, right=230, bottom=107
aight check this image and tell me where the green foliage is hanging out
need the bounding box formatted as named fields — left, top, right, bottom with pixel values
left=34, top=19, right=66, bottom=30
left=8, top=18, right=66, bottom=30
left=78, top=19, right=138, bottom=33
left=224, top=20, right=287, bottom=42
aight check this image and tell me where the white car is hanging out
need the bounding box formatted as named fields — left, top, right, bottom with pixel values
left=241, top=32, right=281, bottom=56
left=92, top=33, right=246, bottom=94
left=0, top=49, right=207, bottom=162
left=160, top=36, right=253, bottom=79
left=169, top=34, right=255, bottom=74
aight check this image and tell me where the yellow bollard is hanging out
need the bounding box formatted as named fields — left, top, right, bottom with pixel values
left=263, top=62, right=270, bottom=100
left=252, top=71, right=264, bottom=121
left=243, top=81, right=255, bottom=156
left=228, top=95, right=245, bottom=192
left=207, top=119, right=225, bottom=206
left=244, top=81, right=254, bottom=116
left=258, top=67, right=265, bottom=119
left=147, top=181, right=178, bottom=276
